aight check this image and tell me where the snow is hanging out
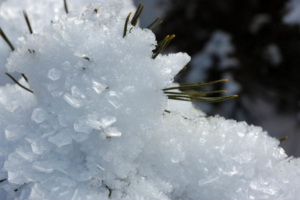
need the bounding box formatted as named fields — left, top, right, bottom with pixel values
left=0, top=1, right=299, bottom=200
left=0, top=0, right=136, bottom=85
left=284, top=0, right=300, bottom=24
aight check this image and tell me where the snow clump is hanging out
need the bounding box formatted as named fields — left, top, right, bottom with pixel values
left=0, top=0, right=136, bottom=85
left=0, top=1, right=300, bottom=199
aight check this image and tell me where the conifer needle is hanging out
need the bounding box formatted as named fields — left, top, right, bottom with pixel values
left=0, top=28, right=14, bottom=51
left=280, top=136, right=288, bottom=143
left=131, top=3, right=144, bottom=26
left=152, top=35, right=175, bottom=59
left=163, top=79, right=229, bottom=91
left=5, top=73, right=33, bottom=93
left=23, top=10, right=33, bottom=34
left=123, top=12, right=132, bottom=38
left=164, top=80, right=237, bottom=103
left=64, top=0, right=69, bottom=14
left=146, top=17, right=161, bottom=29
left=151, top=21, right=163, bottom=31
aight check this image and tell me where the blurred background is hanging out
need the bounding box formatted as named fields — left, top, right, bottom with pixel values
left=133, top=0, right=300, bottom=157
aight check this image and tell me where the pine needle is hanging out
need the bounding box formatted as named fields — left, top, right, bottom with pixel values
left=64, top=0, right=69, bottom=14
left=105, top=185, right=112, bottom=198
left=168, top=95, right=238, bottom=103
left=82, top=56, right=90, bottom=61
left=280, top=136, right=288, bottom=143
left=5, top=73, right=33, bottom=93
left=23, top=10, right=33, bottom=34
left=131, top=3, right=144, bottom=26
left=151, top=21, right=163, bottom=31
left=164, top=79, right=238, bottom=103
left=123, top=12, right=132, bottom=38
left=177, top=66, right=188, bottom=75
left=163, top=79, right=229, bottom=91
left=146, top=16, right=160, bottom=29
left=0, top=28, right=15, bottom=51
left=152, top=35, right=175, bottom=59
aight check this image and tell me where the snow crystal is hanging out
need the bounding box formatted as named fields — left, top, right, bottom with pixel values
left=104, top=127, right=122, bottom=137
left=63, top=93, right=82, bottom=108
left=4, top=124, right=25, bottom=141
left=31, top=108, right=48, bottom=123
left=47, top=68, right=62, bottom=81
left=0, top=1, right=299, bottom=200
left=0, top=0, right=136, bottom=85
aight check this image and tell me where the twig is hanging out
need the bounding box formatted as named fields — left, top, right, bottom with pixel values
left=21, top=73, right=28, bottom=82
left=5, top=73, right=33, bottom=93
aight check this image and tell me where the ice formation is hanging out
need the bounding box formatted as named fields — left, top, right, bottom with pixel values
left=0, top=1, right=300, bottom=199
left=0, top=0, right=136, bottom=85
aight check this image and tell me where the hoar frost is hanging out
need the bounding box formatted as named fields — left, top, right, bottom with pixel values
left=0, top=0, right=136, bottom=85
left=0, top=0, right=300, bottom=199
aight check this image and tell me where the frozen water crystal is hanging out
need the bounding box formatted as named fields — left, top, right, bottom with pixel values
left=63, top=93, right=82, bottom=108
left=0, top=0, right=136, bottom=85
left=48, top=129, right=73, bottom=147
left=5, top=124, right=25, bottom=141
left=105, top=127, right=122, bottom=137
left=92, top=80, right=107, bottom=94
left=101, top=116, right=117, bottom=128
left=0, top=1, right=299, bottom=200
left=48, top=68, right=62, bottom=81
left=31, top=108, right=48, bottom=123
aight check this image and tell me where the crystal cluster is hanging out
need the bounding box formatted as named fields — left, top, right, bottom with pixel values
left=0, top=0, right=299, bottom=199
left=0, top=0, right=136, bottom=85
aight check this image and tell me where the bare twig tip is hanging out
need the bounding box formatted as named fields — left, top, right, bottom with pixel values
left=5, top=73, right=33, bottom=93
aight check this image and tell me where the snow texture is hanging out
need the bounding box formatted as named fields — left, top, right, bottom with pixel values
left=284, top=0, right=300, bottom=24
left=0, top=1, right=300, bottom=200
left=0, top=0, right=136, bottom=85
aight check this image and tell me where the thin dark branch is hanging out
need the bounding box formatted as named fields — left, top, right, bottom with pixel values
left=0, top=28, right=15, bottom=51
left=64, top=0, right=69, bottom=14
left=0, top=179, right=6, bottom=183
left=23, top=10, right=33, bottom=34
left=5, top=73, right=33, bottom=93
left=21, top=73, right=28, bottom=82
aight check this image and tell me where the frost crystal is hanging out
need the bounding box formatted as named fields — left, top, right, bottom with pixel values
left=0, top=1, right=299, bottom=200
left=0, top=0, right=136, bottom=85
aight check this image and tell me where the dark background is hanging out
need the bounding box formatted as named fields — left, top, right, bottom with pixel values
left=134, top=0, right=300, bottom=157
